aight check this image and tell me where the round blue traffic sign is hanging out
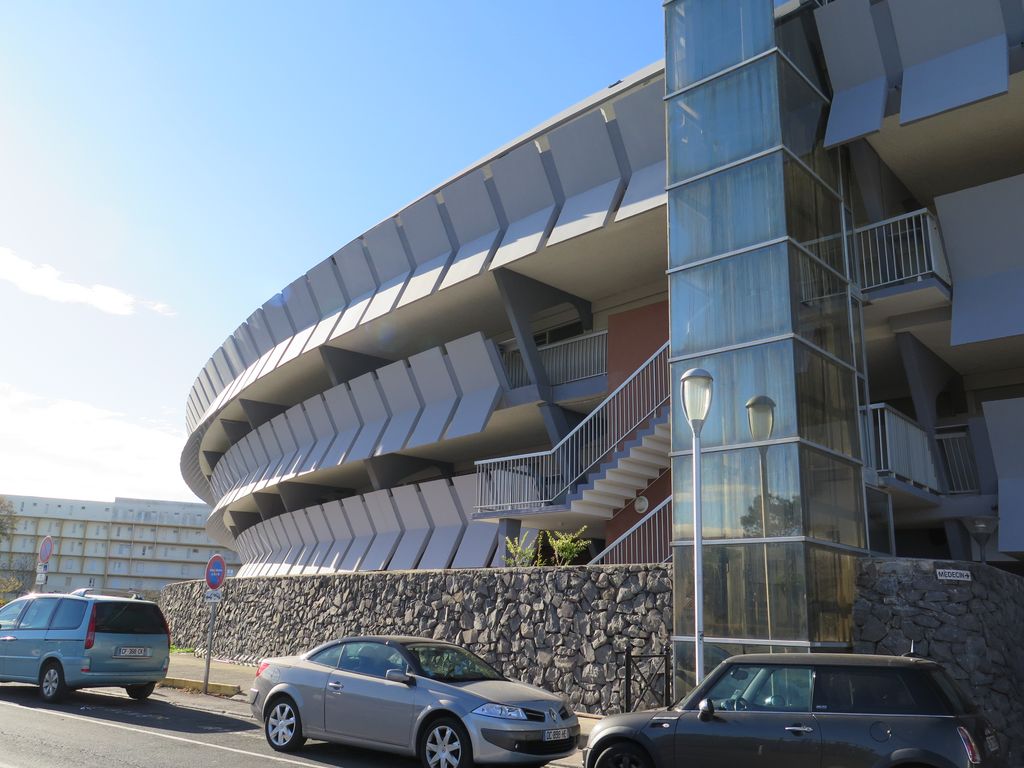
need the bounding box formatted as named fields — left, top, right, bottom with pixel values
left=38, top=536, right=54, bottom=565
left=205, top=554, right=227, bottom=590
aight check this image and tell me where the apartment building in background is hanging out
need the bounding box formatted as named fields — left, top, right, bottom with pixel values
left=178, top=0, right=1024, bottom=684
left=0, top=495, right=238, bottom=596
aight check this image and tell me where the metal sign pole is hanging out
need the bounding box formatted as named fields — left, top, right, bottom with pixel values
left=203, top=601, right=217, bottom=695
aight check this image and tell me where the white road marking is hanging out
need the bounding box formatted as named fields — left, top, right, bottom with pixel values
left=0, top=699, right=313, bottom=766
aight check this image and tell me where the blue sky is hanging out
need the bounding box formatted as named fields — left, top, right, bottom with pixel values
left=0, top=2, right=664, bottom=502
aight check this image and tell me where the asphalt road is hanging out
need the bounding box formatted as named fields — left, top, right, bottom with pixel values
left=0, top=683, right=583, bottom=768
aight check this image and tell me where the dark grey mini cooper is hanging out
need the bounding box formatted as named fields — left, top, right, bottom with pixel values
left=584, top=653, right=1004, bottom=768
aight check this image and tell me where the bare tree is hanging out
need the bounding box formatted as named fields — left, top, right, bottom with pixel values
left=0, top=496, right=12, bottom=544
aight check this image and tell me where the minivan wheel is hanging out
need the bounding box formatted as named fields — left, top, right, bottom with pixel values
left=39, top=661, right=69, bottom=703
left=594, top=742, right=653, bottom=768
left=419, top=716, right=474, bottom=768
left=126, top=682, right=156, bottom=700
left=265, top=696, right=306, bottom=752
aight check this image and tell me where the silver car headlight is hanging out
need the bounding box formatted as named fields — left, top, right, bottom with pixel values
left=472, top=703, right=528, bottom=720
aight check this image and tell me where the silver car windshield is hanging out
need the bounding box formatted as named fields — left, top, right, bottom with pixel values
left=406, top=644, right=503, bottom=683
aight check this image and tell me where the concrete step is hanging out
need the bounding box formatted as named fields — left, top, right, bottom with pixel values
left=568, top=499, right=618, bottom=519
left=616, top=458, right=664, bottom=478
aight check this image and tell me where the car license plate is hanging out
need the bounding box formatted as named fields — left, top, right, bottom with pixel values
left=544, top=728, right=569, bottom=742
left=115, top=647, right=150, bottom=658
left=986, top=733, right=1000, bottom=753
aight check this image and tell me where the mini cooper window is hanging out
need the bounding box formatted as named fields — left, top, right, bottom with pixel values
left=814, top=668, right=919, bottom=714
left=706, top=664, right=813, bottom=712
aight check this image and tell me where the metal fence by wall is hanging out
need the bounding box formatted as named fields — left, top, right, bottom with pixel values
left=856, top=209, right=951, bottom=291
left=936, top=429, right=981, bottom=494
left=871, top=404, right=940, bottom=492
left=477, top=342, right=669, bottom=513
left=501, top=331, right=608, bottom=389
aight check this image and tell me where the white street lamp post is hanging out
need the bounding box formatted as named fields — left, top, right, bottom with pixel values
left=680, top=368, right=713, bottom=684
left=746, top=395, right=776, bottom=642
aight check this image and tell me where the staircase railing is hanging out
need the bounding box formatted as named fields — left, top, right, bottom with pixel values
left=871, top=404, right=940, bottom=492
left=589, top=496, right=672, bottom=565
left=476, top=341, right=670, bottom=513
left=501, top=330, right=608, bottom=389
left=855, top=209, right=951, bottom=291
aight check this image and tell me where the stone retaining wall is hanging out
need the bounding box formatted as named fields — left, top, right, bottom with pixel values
left=853, top=558, right=1024, bottom=763
left=160, top=565, right=672, bottom=714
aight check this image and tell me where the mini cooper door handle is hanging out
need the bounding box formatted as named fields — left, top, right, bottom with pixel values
left=785, top=725, right=814, bottom=734
left=0, top=636, right=15, bottom=642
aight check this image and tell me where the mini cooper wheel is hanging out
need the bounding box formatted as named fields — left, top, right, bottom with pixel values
left=264, top=696, right=306, bottom=752
left=39, top=661, right=69, bottom=703
left=594, top=741, right=654, bottom=768
left=126, top=682, right=156, bottom=700
left=419, top=716, right=474, bottom=768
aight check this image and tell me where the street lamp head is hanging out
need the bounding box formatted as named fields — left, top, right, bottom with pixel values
left=680, top=368, right=714, bottom=436
left=745, top=395, right=776, bottom=443
left=964, top=516, right=998, bottom=536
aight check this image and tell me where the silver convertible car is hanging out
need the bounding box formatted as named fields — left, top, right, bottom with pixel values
left=249, top=635, right=580, bottom=767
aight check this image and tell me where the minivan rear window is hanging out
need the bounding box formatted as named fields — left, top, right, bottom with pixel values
left=94, top=602, right=166, bottom=635
left=51, top=599, right=88, bottom=631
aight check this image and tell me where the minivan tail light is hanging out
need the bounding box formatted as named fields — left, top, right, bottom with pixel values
left=256, top=661, right=270, bottom=678
left=84, top=605, right=97, bottom=650
left=959, top=726, right=981, bottom=765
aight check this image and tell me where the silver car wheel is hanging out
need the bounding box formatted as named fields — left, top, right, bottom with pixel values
left=42, top=667, right=60, bottom=698
left=267, top=702, right=297, bottom=747
left=425, top=724, right=462, bottom=768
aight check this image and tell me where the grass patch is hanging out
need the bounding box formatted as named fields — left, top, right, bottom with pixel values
left=170, top=646, right=196, bottom=654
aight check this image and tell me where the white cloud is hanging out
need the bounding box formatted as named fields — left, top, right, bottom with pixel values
left=0, top=382, right=196, bottom=503
left=0, top=247, right=176, bottom=317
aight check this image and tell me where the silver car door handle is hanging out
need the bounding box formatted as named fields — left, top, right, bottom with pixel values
left=785, top=725, right=814, bottom=734
left=0, top=636, right=15, bottom=642
left=327, top=681, right=344, bottom=692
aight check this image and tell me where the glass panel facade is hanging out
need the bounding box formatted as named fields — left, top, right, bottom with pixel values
left=670, top=244, right=790, bottom=357
left=669, top=152, right=786, bottom=268
left=672, top=444, right=802, bottom=541
left=792, top=247, right=852, bottom=363
left=785, top=155, right=844, bottom=275
left=674, top=542, right=809, bottom=642
left=673, top=640, right=809, bottom=698
left=807, top=544, right=859, bottom=642
left=671, top=340, right=797, bottom=451
left=665, top=0, right=774, bottom=93
left=801, top=446, right=865, bottom=547
left=778, top=58, right=835, bottom=190
left=795, top=343, right=859, bottom=458
left=668, top=56, right=781, bottom=183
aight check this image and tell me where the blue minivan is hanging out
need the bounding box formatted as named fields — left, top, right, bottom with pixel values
left=0, top=591, right=170, bottom=702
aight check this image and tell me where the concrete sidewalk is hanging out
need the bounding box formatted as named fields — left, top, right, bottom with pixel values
left=163, top=653, right=257, bottom=697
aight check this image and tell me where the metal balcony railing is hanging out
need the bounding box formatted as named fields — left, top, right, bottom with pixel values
left=477, top=341, right=670, bottom=513
left=501, top=331, right=608, bottom=389
left=589, top=496, right=672, bottom=566
left=870, top=404, right=940, bottom=492
left=855, top=209, right=951, bottom=291
left=936, top=429, right=981, bottom=494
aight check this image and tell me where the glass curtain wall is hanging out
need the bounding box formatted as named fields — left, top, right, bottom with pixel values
left=665, top=0, right=869, bottom=693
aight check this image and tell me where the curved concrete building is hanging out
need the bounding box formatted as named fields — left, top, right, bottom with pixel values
left=181, top=62, right=673, bottom=577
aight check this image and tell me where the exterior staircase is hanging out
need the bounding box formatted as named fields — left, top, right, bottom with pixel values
left=567, top=410, right=670, bottom=519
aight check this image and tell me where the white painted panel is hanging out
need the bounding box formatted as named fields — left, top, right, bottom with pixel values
left=398, top=253, right=450, bottom=307
left=406, top=347, right=458, bottom=448
left=388, top=486, right=432, bottom=571
left=548, top=178, right=623, bottom=246
left=307, top=257, right=347, bottom=317
left=282, top=407, right=315, bottom=479
left=278, top=325, right=316, bottom=368
left=377, top=360, right=422, bottom=454
left=443, top=333, right=503, bottom=440
left=417, top=479, right=465, bottom=569
left=246, top=310, right=275, bottom=356
left=298, top=396, right=337, bottom=474
left=362, top=275, right=408, bottom=323
left=231, top=325, right=258, bottom=368
left=279, top=512, right=306, bottom=575
left=282, top=276, right=319, bottom=331
left=328, top=295, right=373, bottom=341
left=318, top=500, right=354, bottom=573
left=302, top=311, right=343, bottom=354
left=268, top=413, right=299, bottom=484
left=490, top=205, right=557, bottom=269
left=359, top=490, right=402, bottom=571
left=363, top=220, right=411, bottom=282
left=614, top=80, right=665, bottom=172
left=347, top=373, right=390, bottom=460
left=267, top=516, right=293, bottom=576
left=339, top=497, right=375, bottom=571
left=982, top=399, right=1024, bottom=554
left=399, top=196, right=451, bottom=267
left=256, top=338, right=293, bottom=382
left=438, top=229, right=500, bottom=289
left=334, top=241, right=377, bottom=302
left=320, top=385, right=363, bottom=468
left=304, top=504, right=338, bottom=573
left=262, top=295, right=295, bottom=343
left=450, top=474, right=498, bottom=568
left=615, top=162, right=667, bottom=221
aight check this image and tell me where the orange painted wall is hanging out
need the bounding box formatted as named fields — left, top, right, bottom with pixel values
left=606, top=300, right=669, bottom=391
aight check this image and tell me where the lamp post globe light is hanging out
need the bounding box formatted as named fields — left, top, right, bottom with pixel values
left=964, top=516, right=999, bottom=564
left=680, top=368, right=713, bottom=684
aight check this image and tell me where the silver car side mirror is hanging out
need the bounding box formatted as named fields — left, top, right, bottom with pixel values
left=698, top=698, right=715, bottom=722
left=385, top=668, right=414, bottom=685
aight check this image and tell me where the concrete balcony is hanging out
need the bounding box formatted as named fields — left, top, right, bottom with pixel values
left=856, top=209, right=951, bottom=293
left=500, top=330, right=608, bottom=389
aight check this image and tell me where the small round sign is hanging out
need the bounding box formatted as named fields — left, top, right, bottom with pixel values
left=205, top=553, right=227, bottom=590
left=38, top=535, right=54, bottom=565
